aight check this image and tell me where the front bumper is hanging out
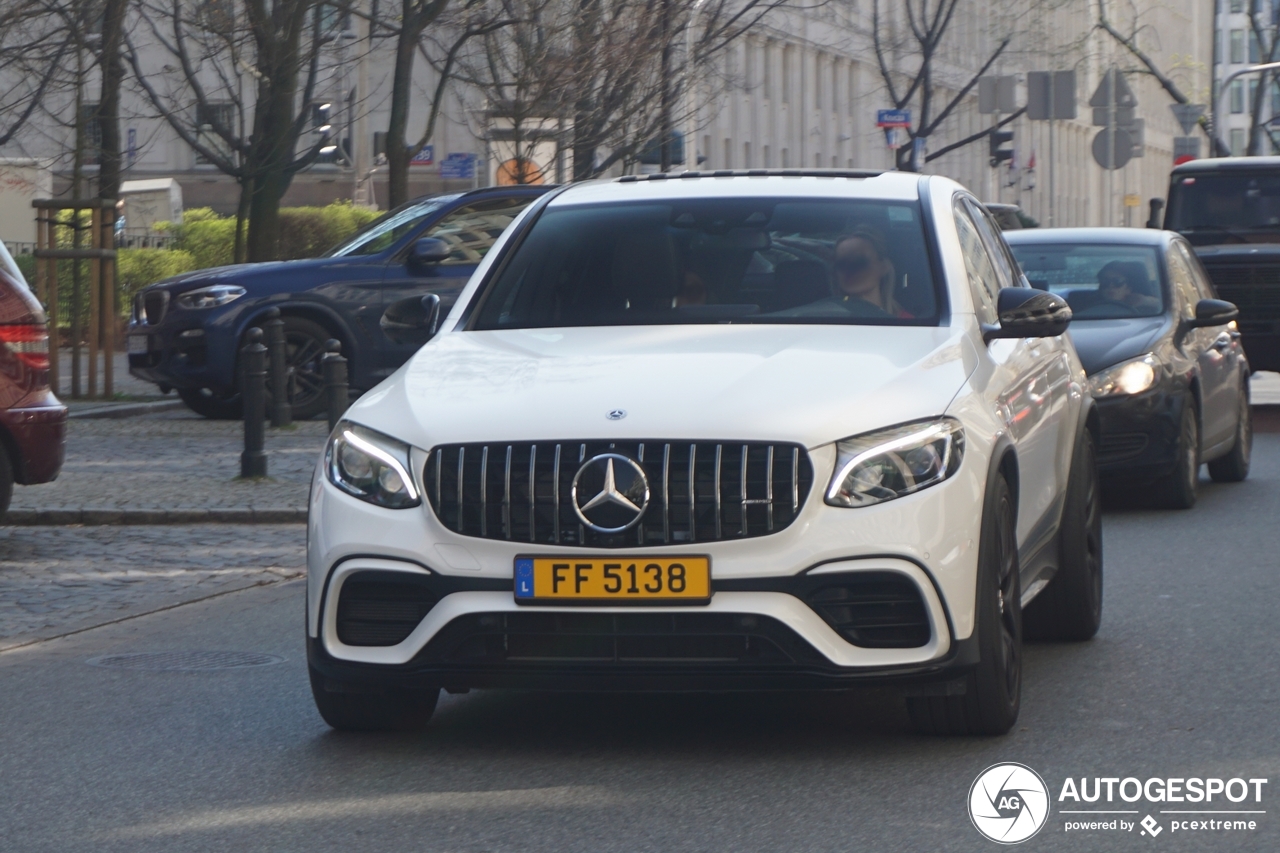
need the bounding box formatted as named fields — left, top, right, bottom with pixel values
left=126, top=308, right=241, bottom=394
left=1093, top=386, right=1184, bottom=483
left=0, top=395, right=67, bottom=484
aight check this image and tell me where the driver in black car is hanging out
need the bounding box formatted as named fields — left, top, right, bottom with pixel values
left=1096, top=260, right=1160, bottom=313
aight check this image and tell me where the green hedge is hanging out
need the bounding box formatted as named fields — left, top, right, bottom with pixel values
left=157, top=201, right=379, bottom=269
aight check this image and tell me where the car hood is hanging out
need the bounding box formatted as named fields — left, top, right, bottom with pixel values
left=150, top=256, right=344, bottom=289
left=344, top=324, right=979, bottom=450
left=1067, top=316, right=1167, bottom=376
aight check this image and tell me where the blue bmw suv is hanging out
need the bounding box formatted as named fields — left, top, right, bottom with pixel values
left=128, top=186, right=551, bottom=418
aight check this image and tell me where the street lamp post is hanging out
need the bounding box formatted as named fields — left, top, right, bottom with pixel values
left=1214, top=61, right=1280, bottom=156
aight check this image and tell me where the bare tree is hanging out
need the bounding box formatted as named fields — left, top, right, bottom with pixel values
left=0, top=0, right=72, bottom=148
left=127, top=0, right=340, bottom=260
left=871, top=0, right=1025, bottom=172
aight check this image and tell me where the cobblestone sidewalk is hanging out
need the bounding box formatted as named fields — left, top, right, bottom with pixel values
left=6, top=410, right=328, bottom=523
left=0, top=524, right=305, bottom=649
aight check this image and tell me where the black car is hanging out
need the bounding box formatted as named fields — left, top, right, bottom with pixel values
left=1006, top=227, right=1250, bottom=508
left=1162, top=156, right=1280, bottom=372
left=128, top=186, right=552, bottom=418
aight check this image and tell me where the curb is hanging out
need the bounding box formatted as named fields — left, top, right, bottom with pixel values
left=1, top=508, right=307, bottom=526
left=67, top=400, right=187, bottom=419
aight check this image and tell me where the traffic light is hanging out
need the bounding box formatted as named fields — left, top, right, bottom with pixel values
left=989, top=130, right=1014, bottom=167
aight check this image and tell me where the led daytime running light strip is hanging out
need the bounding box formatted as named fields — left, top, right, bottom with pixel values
left=825, top=421, right=954, bottom=502
left=341, top=429, right=419, bottom=500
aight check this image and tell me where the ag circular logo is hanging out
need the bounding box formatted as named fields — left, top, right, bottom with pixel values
left=571, top=453, right=650, bottom=533
left=968, top=763, right=1050, bottom=844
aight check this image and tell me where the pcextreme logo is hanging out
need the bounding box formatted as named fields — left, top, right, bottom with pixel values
left=968, top=763, right=1051, bottom=844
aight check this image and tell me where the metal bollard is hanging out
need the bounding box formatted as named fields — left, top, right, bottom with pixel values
left=322, top=338, right=349, bottom=432
left=263, top=307, right=292, bottom=428
left=240, top=327, right=269, bottom=478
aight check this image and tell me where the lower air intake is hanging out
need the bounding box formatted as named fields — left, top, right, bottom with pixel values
left=335, top=570, right=438, bottom=647
left=804, top=572, right=931, bottom=648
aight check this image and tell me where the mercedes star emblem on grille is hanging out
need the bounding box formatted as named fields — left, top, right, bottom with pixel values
left=607, top=409, right=627, bottom=420
left=571, top=453, right=651, bottom=533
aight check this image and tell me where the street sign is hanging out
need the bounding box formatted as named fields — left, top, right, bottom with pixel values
left=1092, top=126, right=1133, bottom=170
left=1124, top=193, right=1141, bottom=207
left=1089, top=68, right=1137, bottom=108
left=876, top=109, right=911, bottom=128
left=1171, top=104, right=1206, bottom=136
left=410, top=144, right=434, bottom=165
left=1093, top=106, right=1135, bottom=127
left=1173, top=137, right=1201, bottom=161
left=1026, top=71, right=1077, bottom=120
left=440, top=152, right=476, bottom=179
left=978, top=76, right=1017, bottom=115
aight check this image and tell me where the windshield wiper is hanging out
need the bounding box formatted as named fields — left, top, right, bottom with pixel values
left=1178, top=224, right=1253, bottom=243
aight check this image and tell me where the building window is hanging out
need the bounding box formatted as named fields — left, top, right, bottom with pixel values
left=1250, top=78, right=1259, bottom=111
left=1231, top=29, right=1245, bottom=64
left=1272, top=80, right=1280, bottom=115
left=1251, top=31, right=1261, bottom=64
left=1231, top=79, right=1245, bottom=113
left=1230, top=0, right=1244, bottom=11
left=195, top=102, right=235, bottom=166
left=1231, top=128, right=1246, bottom=155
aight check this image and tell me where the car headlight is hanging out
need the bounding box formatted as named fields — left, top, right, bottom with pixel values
left=825, top=418, right=965, bottom=508
left=326, top=422, right=421, bottom=509
left=1089, top=354, right=1158, bottom=398
left=175, top=284, right=246, bottom=310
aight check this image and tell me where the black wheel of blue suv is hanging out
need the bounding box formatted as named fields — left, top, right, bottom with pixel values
left=178, top=316, right=334, bottom=420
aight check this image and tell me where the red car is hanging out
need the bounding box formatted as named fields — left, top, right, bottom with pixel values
left=0, top=244, right=66, bottom=518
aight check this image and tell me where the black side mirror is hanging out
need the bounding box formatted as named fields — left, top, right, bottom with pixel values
left=1188, top=298, right=1238, bottom=328
left=983, top=287, right=1072, bottom=343
left=380, top=293, right=442, bottom=345
left=408, top=237, right=451, bottom=267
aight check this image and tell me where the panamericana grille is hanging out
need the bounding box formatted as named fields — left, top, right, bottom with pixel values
left=336, top=570, right=439, bottom=646
left=424, top=440, right=814, bottom=547
left=1200, top=262, right=1280, bottom=321
left=803, top=573, right=931, bottom=649
left=140, top=290, right=169, bottom=325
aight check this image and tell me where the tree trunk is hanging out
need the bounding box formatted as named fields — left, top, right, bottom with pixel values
left=385, top=1, right=420, bottom=210
left=96, top=0, right=128, bottom=207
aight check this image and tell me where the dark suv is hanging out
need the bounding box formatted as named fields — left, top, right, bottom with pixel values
left=0, top=243, right=66, bottom=518
left=128, top=186, right=551, bottom=418
left=1164, top=156, right=1280, bottom=372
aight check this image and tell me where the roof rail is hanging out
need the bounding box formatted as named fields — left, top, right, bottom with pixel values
left=615, top=168, right=884, bottom=183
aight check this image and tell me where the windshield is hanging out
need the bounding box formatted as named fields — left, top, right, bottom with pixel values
left=326, top=195, right=459, bottom=257
left=1009, top=243, right=1165, bottom=320
left=470, top=198, right=942, bottom=330
left=1166, top=174, right=1280, bottom=241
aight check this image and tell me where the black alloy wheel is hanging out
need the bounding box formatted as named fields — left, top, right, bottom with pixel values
left=1024, top=429, right=1103, bottom=641
left=1157, top=398, right=1200, bottom=509
left=278, top=316, right=333, bottom=421
left=1208, top=381, right=1252, bottom=483
left=309, top=665, right=439, bottom=732
left=908, top=475, right=1021, bottom=736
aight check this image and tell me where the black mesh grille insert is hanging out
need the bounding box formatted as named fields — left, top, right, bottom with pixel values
left=804, top=572, right=931, bottom=648
left=423, top=440, right=814, bottom=548
left=1201, top=262, right=1280, bottom=321
left=430, top=611, right=825, bottom=665
left=336, top=570, right=439, bottom=646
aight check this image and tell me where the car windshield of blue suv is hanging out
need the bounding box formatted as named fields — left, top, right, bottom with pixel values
left=470, top=198, right=942, bottom=328
left=326, top=194, right=459, bottom=257
left=1009, top=243, right=1166, bottom=320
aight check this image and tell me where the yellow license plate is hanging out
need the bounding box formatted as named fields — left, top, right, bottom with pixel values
left=514, top=556, right=711, bottom=604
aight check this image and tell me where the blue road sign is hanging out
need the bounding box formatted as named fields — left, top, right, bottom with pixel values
left=440, top=152, right=476, bottom=179
left=877, top=109, right=911, bottom=128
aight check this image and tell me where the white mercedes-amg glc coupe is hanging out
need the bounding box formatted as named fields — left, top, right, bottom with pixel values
left=307, top=170, right=1102, bottom=736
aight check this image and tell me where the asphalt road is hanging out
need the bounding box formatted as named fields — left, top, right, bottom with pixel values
left=3, top=436, right=1280, bottom=852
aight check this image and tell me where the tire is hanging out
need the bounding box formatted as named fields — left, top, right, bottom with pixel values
left=1156, top=398, right=1200, bottom=509
left=1208, top=381, right=1251, bottom=483
left=178, top=386, right=243, bottom=420
left=1024, top=429, right=1103, bottom=641
left=278, top=316, right=333, bottom=421
left=176, top=316, right=334, bottom=421
left=309, top=665, right=439, bottom=732
left=908, top=475, right=1021, bottom=736
left=0, top=445, right=13, bottom=519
